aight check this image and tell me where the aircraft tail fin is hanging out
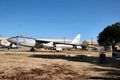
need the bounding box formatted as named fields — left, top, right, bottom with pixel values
left=71, top=34, right=81, bottom=45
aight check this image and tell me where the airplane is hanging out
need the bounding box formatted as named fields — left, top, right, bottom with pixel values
left=7, top=34, right=81, bottom=51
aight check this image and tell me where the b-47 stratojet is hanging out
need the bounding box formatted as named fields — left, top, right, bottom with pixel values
left=7, top=34, right=81, bottom=51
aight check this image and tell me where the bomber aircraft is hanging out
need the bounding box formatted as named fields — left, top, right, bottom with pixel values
left=7, top=34, right=81, bottom=51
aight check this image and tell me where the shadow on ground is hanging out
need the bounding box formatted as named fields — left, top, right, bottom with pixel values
left=30, top=54, right=120, bottom=80
left=30, top=54, right=120, bottom=67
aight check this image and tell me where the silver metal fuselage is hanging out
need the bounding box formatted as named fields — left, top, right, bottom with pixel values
left=7, top=37, right=36, bottom=47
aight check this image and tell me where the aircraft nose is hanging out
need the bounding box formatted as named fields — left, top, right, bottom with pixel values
left=7, top=37, right=17, bottom=43
left=7, top=38, right=12, bottom=42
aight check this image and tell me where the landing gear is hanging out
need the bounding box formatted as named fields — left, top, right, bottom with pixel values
left=30, top=47, right=36, bottom=52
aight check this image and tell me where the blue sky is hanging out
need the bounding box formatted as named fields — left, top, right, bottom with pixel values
left=0, top=0, right=120, bottom=41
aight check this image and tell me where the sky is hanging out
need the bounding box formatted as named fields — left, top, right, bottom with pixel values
left=0, top=0, right=120, bottom=41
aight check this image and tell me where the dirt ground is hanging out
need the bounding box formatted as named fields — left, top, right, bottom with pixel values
left=0, top=49, right=120, bottom=80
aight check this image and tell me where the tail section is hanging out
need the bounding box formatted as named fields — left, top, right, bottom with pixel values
left=71, top=34, right=81, bottom=45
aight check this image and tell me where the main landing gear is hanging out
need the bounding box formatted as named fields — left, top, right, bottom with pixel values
left=30, top=47, right=36, bottom=52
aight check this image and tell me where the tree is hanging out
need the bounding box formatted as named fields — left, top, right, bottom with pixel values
left=81, top=40, right=89, bottom=50
left=97, top=22, right=120, bottom=51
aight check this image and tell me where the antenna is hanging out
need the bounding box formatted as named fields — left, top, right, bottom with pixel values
left=64, top=37, right=65, bottom=43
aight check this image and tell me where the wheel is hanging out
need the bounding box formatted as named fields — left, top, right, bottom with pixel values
left=30, top=47, right=36, bottom=52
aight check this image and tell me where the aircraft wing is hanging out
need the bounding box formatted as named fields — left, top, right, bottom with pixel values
left=53, top=42, right=80, bottom=45
left=36, top=39, right=68, bottom=45
left=36, top=39, right=80, bottom=46
left=35, top=39, right=50, bottom=43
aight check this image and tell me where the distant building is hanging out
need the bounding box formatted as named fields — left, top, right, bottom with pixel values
left=0, top=37, right=10, bottom=46
left=82, top=39, right=99, bottom=51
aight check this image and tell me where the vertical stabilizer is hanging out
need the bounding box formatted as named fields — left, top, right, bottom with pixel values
left=71, top=34, right=81, bottom=45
